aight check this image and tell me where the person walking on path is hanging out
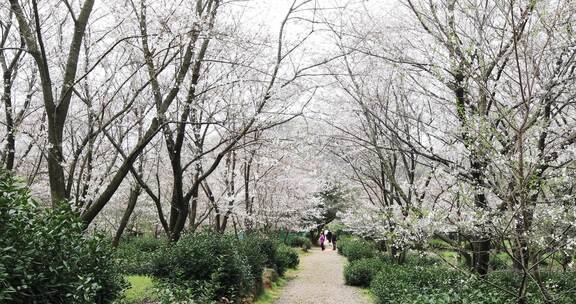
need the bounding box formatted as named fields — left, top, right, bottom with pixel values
left=326, top=230, right=333, bottom=244
left=332, top=234, right=337, bottom=250
left=319, top=233, right=326, bottom=251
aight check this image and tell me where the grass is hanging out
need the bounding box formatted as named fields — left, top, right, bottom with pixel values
left=299, top=248, right=312, bottom=257
left=123, top=275, right=156, bottom=302
left=360, top=288, right=376, bottom=303
left=254, top=247, right=306, bottom=304
left=253, top=276, right=288, bottom=304
left=254, top=268, right=298, bottom=304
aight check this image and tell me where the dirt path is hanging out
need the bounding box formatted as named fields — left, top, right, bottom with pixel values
left=273, top=246, right=370, bottom=304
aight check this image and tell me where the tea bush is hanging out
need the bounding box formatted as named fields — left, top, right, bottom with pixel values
left=289, top=236, right=312, bottom=251
left=275, top=244, right=300, bottom=275
left=132, top=230, right=301, bottom=302
left=370, top=264, right=465, bottom=304
left=0, top=169, right=125, bottom=304
left=344, top=257, right=387, bottom=287
left=151, top=231, right=254, bottom=302
left=404, top=252, right=442, bottom=266
left=238, top=234, right=271, bottom=283
left=336, top=237, right=352, bottom=254
left=368, top=262, right=576, bottom=304
left=116, top=235, right=165, bottom=275
left=341, top=239, right=376, bottom=261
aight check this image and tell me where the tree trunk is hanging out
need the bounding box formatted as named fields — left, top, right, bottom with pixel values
left=471, top=159, right=490, bottom=277
left=112, top=184, right=141, bottom=247
left=46, top=124, right=67, bottom=205
left=2, top=70, right=15, bottom=170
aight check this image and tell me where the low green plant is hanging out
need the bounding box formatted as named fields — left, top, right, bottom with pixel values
left=370, top=264, right=466, bottom=303
left=336, top=236, right=352, bottom=254
left=344, top=257, right=387, bottom=287
left=261, top=237, right=280, bottom=267
left=238, top=234, right=271, bottom=284
left=341, top=239, right=377, bottom=261
left=368, top=262, right=576, bottom=304
left=404, top=252, right=442, bottom=266
left=288, top=236, right=312, bottom=251
left=0, top=169, right=126, bottom=304
left=151, top=230, right=254, bottom=302
left=275, top=245, right=299, bottom=275
left=116, top=235, right=165, bottom=275
left=484, top=270, right=576, bottom=303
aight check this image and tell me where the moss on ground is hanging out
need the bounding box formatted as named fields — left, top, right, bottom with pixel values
left=122, top=275, right=156, bottom=303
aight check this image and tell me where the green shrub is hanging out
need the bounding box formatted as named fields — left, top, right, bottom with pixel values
left=238, top=234, right=270, bottom=282
left=402, top=287, right=513, bottom=304
left=152, top=230, right=253, bottom=302
left=0, top=170, right=126, bottom=304
left=116, top=235, right=165, bottom=275
left=337, top=237, right=352, bottom=254
left=344, top=257, right=387, bottom=287
left=275, top=244, right=299, bottom=275
left=404, top=252, right=442, bottom=266
left=289, top=236, right=312, bottom=251
left=484, top=270, right=576, bottom=304
left=342, top=239, right=377, bottom=261
left=258, top=236, right=279, bottom=269
left=541, top=271, right=576, bottom=303
left=370, top=264, right=465, bottom=303
left=367, top=252, right=576, bottom=304
left=153, top=280, right=216, bottom=304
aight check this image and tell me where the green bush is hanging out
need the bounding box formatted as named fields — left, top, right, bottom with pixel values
left=152, top=230, right=254, bottom=302
left=258, top=236, right=279, bottom=269
left=344, top=257, right=387, bottom=287
left=366, top=249, right=576, bottom=304
left=370, top=264, right=466, bottom=303
left=238, top=234, right=270, bottom=283
left=0, top=170, right=126, bottom=304
left=540, top=271, right=576, bottom=303
left=341, top=239, right=377, bottom=261
left=289, top=236, right=312, bottom=251
left=116, top=235, right=165, bottom=275
left=275, top=244, right=300, bottom=275
left=153, top=280, right=216, bottom=304
left=369, top=264, right=576, bottom=304
left=337, top=237, right=351, bottom=254
left=404, top=252, right=442, bottom=266
left=401, top=287, right=512, bottom=304
left=484, top=270, right=576, bottom=304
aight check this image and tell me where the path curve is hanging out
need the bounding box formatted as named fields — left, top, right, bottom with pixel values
left=273, top=246, right=369, bottom=304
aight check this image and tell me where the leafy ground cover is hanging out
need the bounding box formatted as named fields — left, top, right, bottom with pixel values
left=339, top=238, right=576, bottom=304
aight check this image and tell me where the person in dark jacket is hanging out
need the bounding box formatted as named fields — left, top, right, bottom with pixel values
left=332, top=234, right=337, bottom=250
left=326, top=230, right=333, bottom=244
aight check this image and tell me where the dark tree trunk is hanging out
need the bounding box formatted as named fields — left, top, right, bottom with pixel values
left=46, top=125, right=67, bottom=206
left=112, top=184, right=141, bottom=247
left=2, top=70, right=15, bottom=170
left=471, top=159, right=490, bottom=277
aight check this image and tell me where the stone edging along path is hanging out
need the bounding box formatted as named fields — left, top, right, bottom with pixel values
left=273, top=247, right=370, bottom=304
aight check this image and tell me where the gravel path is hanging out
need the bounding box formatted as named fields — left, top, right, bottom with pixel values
left=273, top=245, right=370, bottom=304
